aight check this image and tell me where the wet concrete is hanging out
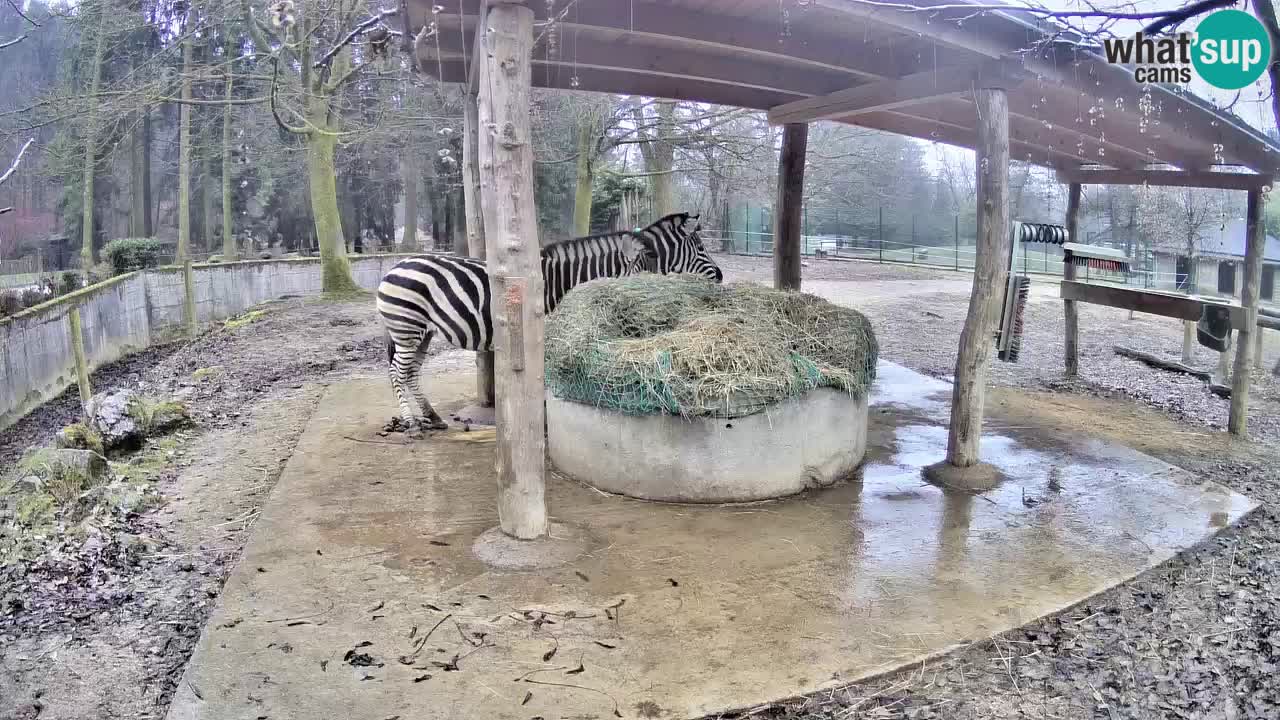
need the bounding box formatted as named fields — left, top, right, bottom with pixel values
left=166, top=361, right=1256, bottom=720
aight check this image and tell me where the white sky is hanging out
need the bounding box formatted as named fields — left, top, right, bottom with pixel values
left=1044, top=0, right=1277, bottom=133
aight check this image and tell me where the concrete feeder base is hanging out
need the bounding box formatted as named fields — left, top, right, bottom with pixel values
left=546, top=388, right=869, bottom=503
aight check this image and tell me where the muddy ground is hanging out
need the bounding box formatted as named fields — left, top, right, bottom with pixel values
left=3, top=257, right=1280, bottom=719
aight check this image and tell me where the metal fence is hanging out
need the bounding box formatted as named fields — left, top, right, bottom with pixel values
left=710, top=225, right=1198, bottom=295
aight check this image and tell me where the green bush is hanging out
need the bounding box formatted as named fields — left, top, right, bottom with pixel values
left=0, top=291, right=21, bottom=318
left=102, top=238, right=162, bottom=275
left=59, top=271, right=83, bottom=295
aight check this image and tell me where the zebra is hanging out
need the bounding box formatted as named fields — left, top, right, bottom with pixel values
left=376, top=212, right=723, bottom=435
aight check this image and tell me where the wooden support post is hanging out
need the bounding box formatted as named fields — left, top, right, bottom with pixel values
left=182, top=259, right=197, bottom=338
left=463, top=85, right=495, bottom=408
left=773, top=122, right=807, bottom=291
left=1255, top=327, right=1264, bottom=370
left=477, top=1, right=547, bottom=539
left=1218, top=340, right=1232, bottom=382
left=942, top=86, right=1010, bottom=471
left=1182, top=321, right=1195, bottom=364
left=68, top=306, right=92, bottom=410
left=1063, top=183, right=1081, bottom=377
left=1229, top=188, right=1265, bottom=436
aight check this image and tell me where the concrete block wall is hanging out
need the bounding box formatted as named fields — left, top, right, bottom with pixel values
left=0, top=254, right=418, bottom=431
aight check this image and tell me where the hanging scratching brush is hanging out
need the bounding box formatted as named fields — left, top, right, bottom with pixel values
left=998, top=276, right=1031, bottom=363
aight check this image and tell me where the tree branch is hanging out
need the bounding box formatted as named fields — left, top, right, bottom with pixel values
left=1254, top=0, right=1280, bottom=130
left=0, top=138, right=34, bottom=187
left=6, top=0, right=39, bottom=26
left=832, top=0, right=1238, bottom=31
left=0, top=34, right=26, bottom=50
left=1143, top=0, right=1238, bottom=34
left=270, top=55, right=312, bottom=136
left=313, top=8, right=398, bottom=68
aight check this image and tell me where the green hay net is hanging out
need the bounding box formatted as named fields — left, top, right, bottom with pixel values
left=544, top=275, right=879, bottom=419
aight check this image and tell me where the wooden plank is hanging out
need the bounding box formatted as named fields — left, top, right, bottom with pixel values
left=923, top=94, right=1154, bottom=170
left=476, top=1, right=546, bottom=540
left=461, top=89, right=494, bottom=408
left=434, top=18, right=858, bottom=99
left=1059, top=280, right=1249, bottom=328
left=1057, top=168, right=1273, bottom=191
left=773, top=123, right=807, bottom=291
left=945, top=86, right=1009, bottom=468
left=768, top=59, right=1026, bottom=125
left=182, top=259, right=197, bottom=339
left=851, top=109, right=1084, bottom=170
left=422, top=0, right=917, bottom=85
left=1063, top=183, right=1081, bottom=377
left=68, top=306, right=92, bottom=410
left=423, top=58, right=804, bottom=111
left=1230, top=189, right=1265, bottom=436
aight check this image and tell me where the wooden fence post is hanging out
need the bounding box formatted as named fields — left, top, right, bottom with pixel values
left=68, top=305, right=92, bottom=410
left=463, top=86, right=496, bottom=408
left=1255, top=327, right=1265, bottom=370
left=1229, top=188, right=1265, bottom=436
left=182, top=259, right=197, bottom=338
left=1063, top=183, right=1081, bottom=377
left=938, top=85, right=1010, bottom=474
left=773, top=122, right=807, bottom=291
left=477, top=1, right=547, bottom=540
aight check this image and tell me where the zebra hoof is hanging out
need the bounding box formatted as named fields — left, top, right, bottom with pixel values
left=406, top=426, right=426, bottom=440
left=425, top=420, right=450, bottom=431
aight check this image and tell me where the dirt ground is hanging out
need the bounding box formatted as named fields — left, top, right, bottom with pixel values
left=3, top=256, right=1280, bottom=719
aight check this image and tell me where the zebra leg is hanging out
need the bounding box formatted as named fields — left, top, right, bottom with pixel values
left=387, top=331, right=428, bottom=436
left=410, top=331, right=449, bottom=431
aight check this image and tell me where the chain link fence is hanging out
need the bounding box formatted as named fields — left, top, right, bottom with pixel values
left=711, top=202, right=1201, bottom=292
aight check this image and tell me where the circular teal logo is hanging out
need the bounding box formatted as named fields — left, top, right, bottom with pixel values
left=1192, top=10, right=1272, bottom=90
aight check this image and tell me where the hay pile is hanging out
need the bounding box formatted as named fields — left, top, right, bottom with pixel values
left=545, top=275, right=878, bottom=418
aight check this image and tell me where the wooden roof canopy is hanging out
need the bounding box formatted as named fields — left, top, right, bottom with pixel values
left=405, top=0, right=1280, bottom=185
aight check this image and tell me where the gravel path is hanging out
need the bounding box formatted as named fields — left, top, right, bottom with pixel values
left=715, top=253, right=1280, bottom=720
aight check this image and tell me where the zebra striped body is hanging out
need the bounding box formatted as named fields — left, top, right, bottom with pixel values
left=375, top=212, right=721, bottom=433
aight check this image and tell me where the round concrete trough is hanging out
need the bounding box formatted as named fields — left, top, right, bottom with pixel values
left=546, top=388, right=869, bottom=503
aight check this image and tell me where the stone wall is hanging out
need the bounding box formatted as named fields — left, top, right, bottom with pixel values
left=0, top=255, right=413, bottom=430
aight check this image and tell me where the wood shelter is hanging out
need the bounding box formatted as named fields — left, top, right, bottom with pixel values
left=402, top=0, right=1280, bottom=538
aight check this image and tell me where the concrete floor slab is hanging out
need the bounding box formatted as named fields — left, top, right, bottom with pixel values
left=166, top=360, right=1256, bottom=720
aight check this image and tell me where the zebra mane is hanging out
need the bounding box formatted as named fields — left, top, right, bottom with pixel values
left=542, top=227, right=636, bottom=252
left=541, top=228, right=650, bottom=263
left=648, top=212, right=700, bottom=233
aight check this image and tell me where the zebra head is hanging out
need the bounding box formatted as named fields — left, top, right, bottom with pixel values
left=635, top=212, right=723, bottom=283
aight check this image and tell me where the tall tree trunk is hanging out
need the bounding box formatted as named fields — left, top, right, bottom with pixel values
left=444, top=186, right=454, bottom=249
left=177, top=34, right=193, bottom=260
left=202, top=131, right=217, bottom=253
left=80, top=4, right=108, bottom=268
left=129, top=110, right=153, bottom=237
left=424, top=170, right=440, bottom=248
left=451, top=184, right=467, bottom=255
left=646, top=101, right=677, bottom=217
left=308, top=129, right=359, bottom=292
left=401, top=155, right=418, bottom=248
left=221, top=61, right=236, bottom=260
left=572, top=114, right=595, bottom=236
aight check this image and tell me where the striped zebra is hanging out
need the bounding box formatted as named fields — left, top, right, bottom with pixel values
left=376, top=212, right=722, bottom=434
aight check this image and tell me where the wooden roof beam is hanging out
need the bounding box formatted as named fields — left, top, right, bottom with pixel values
left=431, top=0, right=924, bottom=82
left=900, top=96, right=1156, bottom=170
left=767, top=58, right=1028, bottom=125
left=433, top=18, right=856, bottom=98
left=1056, top=168, right=1273, bottom=191
left=852, top=109, right=1086, bottom=170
